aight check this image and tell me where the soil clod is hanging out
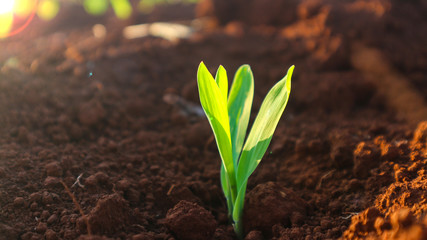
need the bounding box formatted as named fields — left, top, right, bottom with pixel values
left=244, top=182, right=308, bottom=236
left=165, top=200, right=217, bottom=240
left=83, top=194, right=133, bottom=235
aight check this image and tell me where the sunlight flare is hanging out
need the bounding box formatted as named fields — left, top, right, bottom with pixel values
left=0, top=13, right=13, bottom=37
left=0, top=0, right=15, bottom=14
left=15, top=0, right=37, bottom=17
left=0, top=0, right=15, bottom=37
left=37, top=0, right=59, bottom=20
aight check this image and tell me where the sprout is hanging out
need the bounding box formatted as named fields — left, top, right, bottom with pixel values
left=197, top=62, right=294, bottom=238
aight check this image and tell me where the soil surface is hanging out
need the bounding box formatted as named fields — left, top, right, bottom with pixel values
left=0, top=0, right=426, bottom=239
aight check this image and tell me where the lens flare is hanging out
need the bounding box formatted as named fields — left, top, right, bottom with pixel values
left=111, top=0, right=132, bottom=19
left=83, top=0, right=109, bottom=16
left=37, top=0, right=59, bottom=20
left=0, top=13, right=13, bottom=37
left=0, top=0, right=15, bottom=14
left=0, top=0, right=15, bottom=37
left=0, top=0, right=38, bottom=38
left=15, top=0, right=37, bottom=17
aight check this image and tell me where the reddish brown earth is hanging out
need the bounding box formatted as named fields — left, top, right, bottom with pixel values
left=0, top=0, right=426, bottom=239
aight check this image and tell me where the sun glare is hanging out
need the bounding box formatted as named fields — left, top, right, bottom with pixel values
left=0, top=0, right=16, bottom=14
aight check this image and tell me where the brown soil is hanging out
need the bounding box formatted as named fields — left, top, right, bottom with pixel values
left=0, top=0, right=426, bottom=239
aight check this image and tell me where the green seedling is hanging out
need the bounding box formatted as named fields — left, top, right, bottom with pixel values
left=197, top=62, right=294, bottom=238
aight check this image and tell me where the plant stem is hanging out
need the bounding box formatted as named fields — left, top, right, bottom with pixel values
left=233, top=220, right=244, bottom=240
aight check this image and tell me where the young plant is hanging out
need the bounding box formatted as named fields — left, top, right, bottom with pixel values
left=197, top=62, right=294, bottom=238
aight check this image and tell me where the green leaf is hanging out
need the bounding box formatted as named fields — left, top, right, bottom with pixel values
left=220, top=165, right=233, bottom=213
left=197, top=61, right=237, bottom=201
left=232, top=180, right=247, bottom=223
left=215, top=65, right=228, bottom=104
left=228, top=65, right=254, bottom=167
left=236, top=65, right=294, bottom=188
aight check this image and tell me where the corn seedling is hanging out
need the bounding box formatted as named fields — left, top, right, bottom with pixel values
left=197, top=62, right=294, bottom=238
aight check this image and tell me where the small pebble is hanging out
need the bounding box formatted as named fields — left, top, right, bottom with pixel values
left=44, top=177, right=61, bottom=188
left=45, top=162, right=63, bottom=177
left=36, top=222, right=47, bottom=233
left=29, top=192, right=42, bottom=203
left=45, top=229, right=57, bottom=240
left=244, top=230, right=264, bottom=240
left=116, top=179, right=132, bottom=191
left=41, top=210, right=50, bottom=220
left=42, top=192, right=54, bottom=205
left=47, top=214, right=58, bottom=225
left=30, top=202, right=38, bottom=211
left=13, top=197, right=25, bottom=207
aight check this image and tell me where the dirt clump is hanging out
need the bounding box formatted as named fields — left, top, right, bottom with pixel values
left=243, top=182, right=309, bottom=237
left=165, top=200, right=218, bottom=240
left=329, top=130, right=357, bottom=169
left=79, top=194, right=133, bottom=235
left=342, top=122, right=427, bottom=239
left=342, top=208, right=427, bottom=240
left=342, top=207, right=383, bottom=239
left=353, top=142, right=381, bottom=179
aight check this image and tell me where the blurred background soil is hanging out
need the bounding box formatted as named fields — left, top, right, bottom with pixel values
left=0, top=0, right=426, bottom=239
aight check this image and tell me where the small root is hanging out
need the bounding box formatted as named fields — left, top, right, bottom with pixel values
left=60, top=180, right=92, bottom=236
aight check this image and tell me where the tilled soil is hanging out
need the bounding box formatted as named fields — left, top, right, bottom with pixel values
left=0, top=0, right=426, bottom=239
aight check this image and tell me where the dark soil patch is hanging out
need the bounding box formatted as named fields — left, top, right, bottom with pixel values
left=0, top=0, right=426, bottom=239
